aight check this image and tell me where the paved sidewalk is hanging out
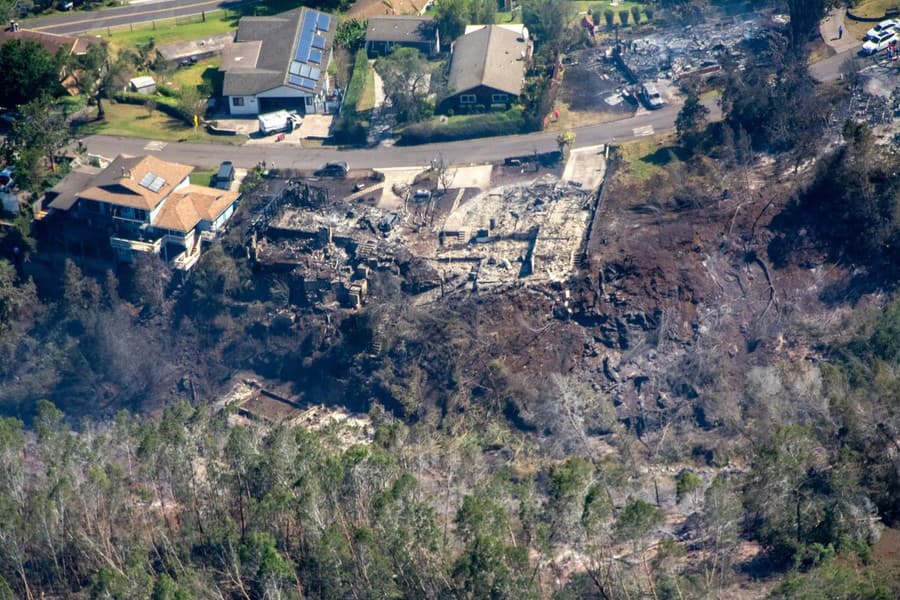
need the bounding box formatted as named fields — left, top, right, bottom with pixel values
left=820, top=8, right=863, bottom=54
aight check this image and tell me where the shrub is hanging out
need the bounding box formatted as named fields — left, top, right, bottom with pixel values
left=645, top=6, right=654, bottom=20
left=332, top=48, right=370, bottom=145
left=631, top=6, right=641, bottom=25
left=619, top=9, right=629, bottom=25
left=604, top=9, right=614, bottom=27
left=341, top=48, right=369, bottom=117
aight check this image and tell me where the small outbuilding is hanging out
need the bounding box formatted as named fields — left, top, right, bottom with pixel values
left=129, top=76, right=157, bottom=95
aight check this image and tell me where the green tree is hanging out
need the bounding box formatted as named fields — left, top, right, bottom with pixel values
left=435, top=0, right=468, bottom=43
left=0, top=39, right=62, bottom=108
left=615, top=498, right=663, bottom=544
left=523, top=0, right=571, bottom=52
left=334, top=17, right=368, bottom=51
left=675, top=90, right=710, bottom=150
left=0, top=259, right=36, bottom=335
left=788, top=0, right=827, bottom=49
left=375, top=47, right=432, bottom=123
left=9, top=96, right=68, bottom=178
left=675, top=469, right=703, bottom=507
left=469, top=0, right=496, bottom=25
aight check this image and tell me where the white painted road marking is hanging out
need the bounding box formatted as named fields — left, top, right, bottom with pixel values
left=144, top=141, right=167, bottom=151
left=632, top=125, right=655, bottom=137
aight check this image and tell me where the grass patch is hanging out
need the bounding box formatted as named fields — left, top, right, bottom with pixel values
left=615, top=133, right=683, bottom=183
left=75, top=102, right=246, bottom=145
left=850, top=0, right=899, bottom=17
left=396, top=108, right=529, bottom=145
left=332, top=49, right=370, bottom=144
left=90, top=10, right=237, bottom=52
left=357, top=64, right=376, bottom=112
left=168, top=58, right=221, bottom=93
left=190, top=170, right=216, bottom=187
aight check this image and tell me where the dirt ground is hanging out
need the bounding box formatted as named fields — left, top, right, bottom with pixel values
left=558, top=47, right=638, bottom=117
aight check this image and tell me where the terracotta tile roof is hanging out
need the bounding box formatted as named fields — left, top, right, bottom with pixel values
left=78, top=155, right=194, bottom=211
left=153, top=185, right=239, bottom=232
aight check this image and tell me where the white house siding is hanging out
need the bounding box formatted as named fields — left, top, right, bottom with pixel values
left=228, top=96, right=259, bottom=115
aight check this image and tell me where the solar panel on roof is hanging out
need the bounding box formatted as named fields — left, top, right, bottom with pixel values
left=316, top=13, right=331, bottom=31
left=288, top=74, right=304, bottom=87
left=312, top=34, right=326, bottom=50
left=299, top=78, right=315, bottom=90
left=149, top=176, right=166, bottom=193
left=299, top=64, right=311, bottom=77
left=139, top=172, right=155, bottom=188
left=289, top=61, right=302, bottom=75
left=309, top=49, right=322, bottom=64
left=309, top=67, right=321, bottom=81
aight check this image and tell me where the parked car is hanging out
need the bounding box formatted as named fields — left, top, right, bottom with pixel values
left=862, top=30, right=898, bottom=54
left=866, top=19, right=899, bottom=40
left=314, top=161, right=349, bottom=178
left=639, top=83, right=666, bottom=110
left=214, top=161, right=234, bottom=190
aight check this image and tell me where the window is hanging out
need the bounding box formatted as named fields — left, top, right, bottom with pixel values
left=459, top=94, right=476, bottom=104
left=491, top=93, right=509, bottom=103
left=231, top=97, right=244, bottom=107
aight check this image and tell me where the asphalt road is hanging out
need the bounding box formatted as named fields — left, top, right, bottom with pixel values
left=25, top=0, right=243, bottom=35
left=82, top=100, right=722, bottom=170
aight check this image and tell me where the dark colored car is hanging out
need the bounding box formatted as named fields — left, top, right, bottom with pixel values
left=314, top=161, right=349, bottom=178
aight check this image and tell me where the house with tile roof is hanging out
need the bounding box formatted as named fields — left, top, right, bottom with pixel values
left=45, top=155, right=239, bottom=270
left=438, top=25, right=532, bottom=113
left=220, top=7, right=338, bottom=116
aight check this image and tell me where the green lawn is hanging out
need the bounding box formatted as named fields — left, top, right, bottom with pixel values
left=616, top=134, right=683, bottom=183
left=76, top=102, right=247, bottom=145
left=90, top=10, right=238, bottom=52
left=190, top=170, right=216, bottom=187
left=166, top=58, right=223, bottom=97
left=850, top=0, right=898, bottom=17
left=357, top=65, right=376, bottom=112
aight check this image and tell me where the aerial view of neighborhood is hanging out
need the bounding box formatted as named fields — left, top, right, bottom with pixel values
left=1, top=0, right=900, bottom=597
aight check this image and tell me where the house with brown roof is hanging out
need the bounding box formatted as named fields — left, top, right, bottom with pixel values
left=45, top=155, right=239, bottom=270
left=220, top=7, right=337, bottom=116
left=365, top=16, right=439, bottom=57
left=0, top=22, right=96, bottom=57
left=438, top=25, right=532, bottom=114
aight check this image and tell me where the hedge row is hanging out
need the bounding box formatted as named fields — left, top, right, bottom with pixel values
left=332, top=48, right=370, bottom=144
left=113, top=91, right=192, bottom=125
left=396, top=109, right=529, bottom=145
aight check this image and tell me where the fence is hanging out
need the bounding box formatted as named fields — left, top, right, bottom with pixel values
left=91, top=9, right=228, bottom=37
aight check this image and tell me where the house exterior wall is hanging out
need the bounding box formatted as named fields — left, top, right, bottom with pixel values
left=228, top=95, right=259, bottom=115
left=439, top=85, right=516, bottom=114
